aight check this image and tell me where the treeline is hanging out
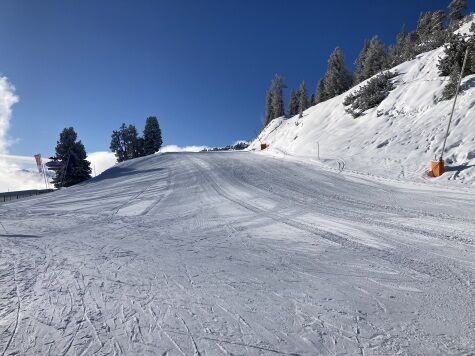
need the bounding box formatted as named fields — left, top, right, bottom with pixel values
left=110, top=116, right=163, bottom=162
left=263, top=0, right=469, bottom=125
left=47, top=117, right=163, bottom=189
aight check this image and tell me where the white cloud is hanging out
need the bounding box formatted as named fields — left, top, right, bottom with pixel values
left=160, top=145, right=209, bottom=153
left=0, top=76, right=18, bottom=154
left=87, top=151, right=116, bottom=176
left=0, top=159, right=47, bottom=192
left=0, top=76, right=46, bottom=192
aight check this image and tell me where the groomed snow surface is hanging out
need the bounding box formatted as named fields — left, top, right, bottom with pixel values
left=1, top=152, right=474, bottom=355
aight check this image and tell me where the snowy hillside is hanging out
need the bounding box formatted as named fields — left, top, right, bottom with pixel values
left=251, top=23, right=475, bottom=185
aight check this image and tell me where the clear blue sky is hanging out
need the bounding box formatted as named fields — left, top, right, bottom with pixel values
left=1, top=0, right=472, bottom=156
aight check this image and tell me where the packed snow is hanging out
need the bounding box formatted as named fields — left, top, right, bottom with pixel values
left=250, top=33, right=475, bottom=185
left=1, top=152, right=474, bottom=355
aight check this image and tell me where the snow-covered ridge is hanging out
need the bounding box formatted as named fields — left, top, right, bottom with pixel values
left=251, top=22, right=475, bottom=185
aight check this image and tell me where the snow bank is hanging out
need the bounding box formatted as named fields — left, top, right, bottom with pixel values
left=251, top=23, right=475, bottom=185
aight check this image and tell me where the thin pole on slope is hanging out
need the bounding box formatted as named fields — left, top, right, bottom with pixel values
left=439, top=47, right=469, bottom=162
left=317, top=142, right=320, bottom=160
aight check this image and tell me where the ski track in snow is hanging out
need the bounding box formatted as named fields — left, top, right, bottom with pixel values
left=0, top=152, right=474, bottom=355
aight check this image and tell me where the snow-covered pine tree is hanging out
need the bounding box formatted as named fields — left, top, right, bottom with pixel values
left=344, top=71, right=397, bottom=118
left=315, top=79, right=328, bottom=104
left=438, top=28, right=475, bottom=100
left=287, top=90, right=299, bottom=117
left=263, top=74, right=286, bottom=126
left=359, top=36, right=387, bottom=82
left=442, top=62, right=462, bottom=100
left=143, top=116, right=163, bottom=155
left=416, top=11, right=447, bottom=52
left=438, top=33, right=470, bottom=76
left=309, top=93, right=316, bottom=106
left=271, top=74, right=286, bottom=119
left=52, top=127, right=91, bottom=188
left=264, top=90, right=274, bottom=126
left=355, top=40, right=370, bottom=84
left=387, top=25, right=407, bottom=67
left=298, top=80, right=308, bottom=118
left=319, top=47, right=353, bottom=100
left=449, top=0, right=467, bottom=27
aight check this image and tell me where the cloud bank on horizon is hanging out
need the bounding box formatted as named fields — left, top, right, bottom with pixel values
left=160, top=145, right=209, bottom=153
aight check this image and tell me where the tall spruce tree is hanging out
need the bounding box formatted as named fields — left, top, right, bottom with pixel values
left=319, top=47, right=353, bottom=100
left=449, top=0, right=467, bottom=27
left=271, top=74, right=286, bottom=119
left=52, top=127, right=91, bottom=188
left=143, top=116, right=162, bottom=155
left=263, top=74, right=286, bottom=126
left=287, top=90, right=299, bottom=117
left=124, top=124, right=143, bottom=160
left=298, top=81, right=308, bottom=118
left=355, top=40, right=370, bottom=83
left=264, top=90, right=274, bottom=126
left=355, top=36, right=386, bottom=83
left=315, top=78, right=328, bottom=104
left=387, top=25, right=409, bottom=67
left=309, top=93, right=316, bottom=106
left=416, top=11, right=447, bottom=52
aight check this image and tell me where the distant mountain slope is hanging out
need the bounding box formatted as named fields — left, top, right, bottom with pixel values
left=251, top=21, right=475, bottom=185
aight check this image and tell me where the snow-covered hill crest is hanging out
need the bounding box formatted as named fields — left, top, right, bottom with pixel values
left=251, top=22, right=475, bottom=185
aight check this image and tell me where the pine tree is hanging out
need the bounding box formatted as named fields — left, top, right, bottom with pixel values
left=344, top=71, right=398, bottom=118
left=52, top=127, right=91, bottom=188
left=355, top=40, right=370, bottom=83
left=315, top=78, right=328, bottom=104
left=320, top=47, right=353, bottom=100
left=449, top=0, right=467, bottom=27
left=438, top=33, right=469, bottom=76
left=309, top=93, right=316, bottom=106
left=387, top=25, right=408, bottom=67
left=298, top=81, right=308, bottom=118
left=263, top=74, right=286, bottom=126
left=124, top=124, right=142, bottom=160
left=264, top=90, right=274, bottom=126
left=442, top=63, right=461, bottom=100
left=110, top=123, right=145, bottom=162
left=287, top=90, right=299, bottom=117
left=271, top=74, right=286, bottom=119
left=143, top=116, right=162, bottom=155
left=356, top=36, right=386, bottom=83
left=110, top=123, right=128, bottom=163
left=416, top=11, right=447, bottom=52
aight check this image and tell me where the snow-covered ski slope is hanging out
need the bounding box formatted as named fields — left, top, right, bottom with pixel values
left=1, top=152, right=474, bottom=355
left=250, top=21, right=475, bottom=185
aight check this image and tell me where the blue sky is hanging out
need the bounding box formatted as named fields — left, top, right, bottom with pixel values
left=1, top=0, right=472, bottom=156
